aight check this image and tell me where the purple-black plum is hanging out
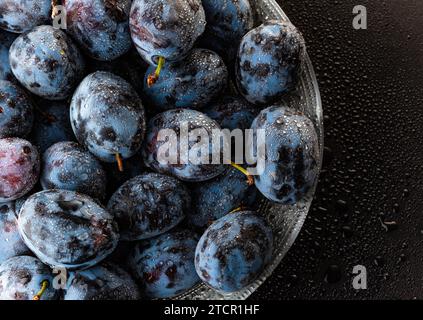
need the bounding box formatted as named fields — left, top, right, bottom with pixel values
left=18, top=190, right=119, bottom=269
left=0, top=0, right=51, bottom=33
left=236, top=20, right=304, bottom=105
left=70, top=71, right=146, bottom=163
left=0, top=80, right=34, bottom=138
left=195, top=210, right=273, bottom=292
left=128, top=228, right=200, bottom=298
left=107, top=173, right=189, bottom=241
left=64, top=262, right=140, bottom=300
left=9, top=25, right=86, bottom=100
left=249, top=105, right=320, bottom=204
left=143, top=109, right=226, bottom=182
left=0, top=138, right=40, bottom=203
left=41, top=142, right=107, bottom=201
left=129, top=0, right=206, bottom=66
left=64, top=0, right=132, bottom=61
left=0, top=256, right=57, bottom=300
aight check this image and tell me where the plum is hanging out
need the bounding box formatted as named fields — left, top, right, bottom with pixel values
left=64, top=0, right=132, bottom=61
left=195, top=210, right=273, bottom=292
left=0, top=80, right=34, bottom=138
left=70, top=71, right=146, bottom=164
left=249, top=105, right=320, bottom=204
left=18, top=190, right=119, bottom=269
left=129, top=0, right=206, bottom=65
left=143, top=109, right=226, bottom=182
left=236, top=20, right=304, bottom=105
left=0, top=256, right=57, bottom=300
left=107, top=173, right=189, bottom=241
left=31, top=99, right=75, bottom=154
left=199, top=0, right=254, bottom=65
left=0, top=138, right=40, bottom=203
left=0, top=30, right=17, bottom=81
left=9, top=25, right=85, bottom=100
left=205, top=95, right=259, bottom=131
left=0, top=202, right=29, bottom=264
left=143, top=48, right=228, bottom=111
left=0, top=0, right=51, bottom=33
left=128, top=229, right=200, bottom=298
left=187, top=167, right=257, bottom=229
left=64, top=262, right=140, bottom=300
left=41, top=142, right=107, bottom=201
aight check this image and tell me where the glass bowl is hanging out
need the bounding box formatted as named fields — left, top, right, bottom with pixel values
left=178, top=0, right=324, bottom=300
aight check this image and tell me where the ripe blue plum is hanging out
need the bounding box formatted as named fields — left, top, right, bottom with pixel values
left=0, top=256, right=57, bottom=300
left=104, top=151, right=145, bottom=198
left=205, top=95, right=259, bottom=131
left=31, top=99, right=75, bottom=154
left=0, top=31, right=17, bottom=81
left=0, top=138, right=40, bottom=203
left=143, top=48, right=228, bottom=111
left=128, top=229, right=200, bottom=298
left=236, top=21, right=304, bottom=105
left=70, top=71, right=146, bottom=163
left=0, top=0, right=51, bottom=33
left=143, top=109, right=226, bottom=182
left=195, top=211, right=273, bottom=292
left=64, top=0, right=132, bottom=61
left=9, top=25, right=85, bottom=100
left=0, top=202, right=29, bottom=264
left=199, top=0, right=254, bottom=65
left=64, top=262, right=140, bottom=300
left=18, top=190, right=119, bottom=269
left=108, top=173, right=189, bottom=241
left=0, top=80, right=34, bottom=138
left=249, top=105, right=320, bottom=204
left=129, top=0, right=206, bottom=65
left=41, top=142, right=107, bottom=201
left=187, top=167, right=257, bottom=229
left=87, top=49, right=148, bottom=96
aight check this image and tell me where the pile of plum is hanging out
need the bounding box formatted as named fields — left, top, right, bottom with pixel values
left=0, top=0, right=320, bottom=300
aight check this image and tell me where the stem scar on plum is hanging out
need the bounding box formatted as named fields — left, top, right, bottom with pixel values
left=147, top=56, right=165, bottom=88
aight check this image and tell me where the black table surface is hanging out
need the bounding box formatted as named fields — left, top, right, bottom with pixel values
left=251, top=0, right=423, bottom=300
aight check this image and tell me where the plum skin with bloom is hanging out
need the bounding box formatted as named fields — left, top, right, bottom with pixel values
left=205, top=95, right=259, bottom=131
left=143, top=48, right=228, bottom=111
left=0, top=138, right=40, bottom=203
left=129, top=0, right=206, bottom=65
left=18, top=190, right=119, bottom=269
left=249, top=105, right=320, bottom=204
left=41, top=141, right=107, bottom=201
left=9, top=25, right=86, bottom=100
left=0, top=256, right=57, bottom=300
left=187, top=167, right=257, bottom=229
left=0, top=80, right=34, bottom=138
left=0, top=0, right=51, bottom=34
left=236, top=20, right=304, bottom=105
left=64, top=262, right=141, bottom=300
left=107, top=173, right=190, bottom=241
left=63, top=0, right=133, bottom=61
left=199, top=0, right=254, bottom=65
left=31, top=99, right=75, bottom=153
left=143, top=109, right=226, bottom=182
left=128, top=228, right=200, bottom=298
left=70, top=71, right=146, bottom=163
left=0, top=31, right=18, bottom=81
left=0, top=202, right=29, bottom=264
left=195, top=211, right=273, bottom=292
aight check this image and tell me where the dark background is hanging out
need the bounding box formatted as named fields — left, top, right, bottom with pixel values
left=251, top=0, right=423, bottom=300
